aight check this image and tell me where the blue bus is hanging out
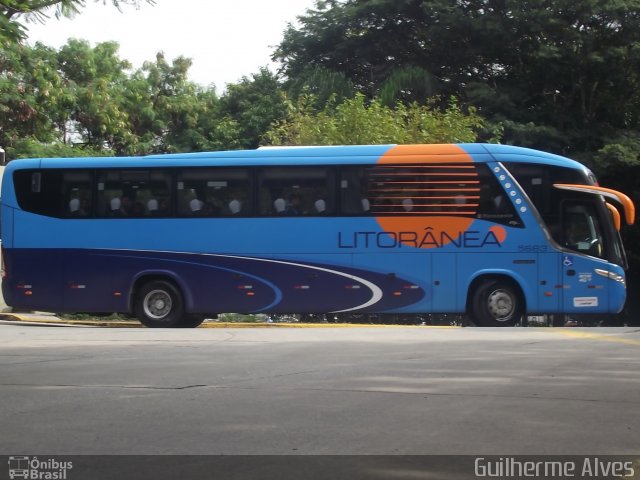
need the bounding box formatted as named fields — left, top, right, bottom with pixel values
left=0, top=144, right=634, bottom=327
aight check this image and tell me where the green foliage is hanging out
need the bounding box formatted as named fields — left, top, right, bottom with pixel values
left=218, top=313, right=264, bottom=323
left=378, top=66, right=437, bottom=106
left=0, top=42, right=68, bottom=148
left=218, top=68, right=288, bottom=149
left=7, top=137, right=110, bottom=158
left=593, top=134, right=640, bottom=173
left=58, top=39, right=133, bottom=152
left=264, top=92, right=489, bottom=146
left=0, top=40, right=255, bottom=159
left=0, top=12, right=26, bottom=47
left=129, top=52, right=201, bottom=153
left=1, top=0, right=154, bottom=45
left=276, top=0, right=640, bottom=157
left=286, top=66, right=356, bottom=108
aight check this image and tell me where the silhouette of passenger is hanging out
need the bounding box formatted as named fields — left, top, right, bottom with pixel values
left=286, top=193, right=302, bottom=215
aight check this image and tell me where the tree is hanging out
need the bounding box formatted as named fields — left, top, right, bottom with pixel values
left=378, top=65, right=437, bottom=106
left=0, top=41, right=69, bottom=155
left=275, top=0, right=442, bottom=96
left=1, top=0, right=154, bottom=46
left=1, top=40, right=247, bottom=159
left=130, top=52, right=200, bottom=153
left=285, top=65, right=355, bottom=108
left=128, top=54, right=243, bottom=154
left=57, top=39, right=133, bottom=152
left=264, top=92, right=491, bottom=146
left=275, top=0, right=640, bottom=157
left=218, top=69, right=288, bottom=149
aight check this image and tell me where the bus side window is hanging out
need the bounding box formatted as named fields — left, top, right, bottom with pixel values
left=62, top=171, right=92, bottom=218
left=475, top=165, right=523, bottom=227
left=97, top=170, right=123, bottom=217
left=340, top=167, right=369, bottom=215
left=96, top=170, right=172, bottom=218
left=363, top=164, right=483, bottom=216
left=177, top=168, right=252, bottom=217
left=31, top=172, right=41, bottom=193
left=143, top=170, right=172, bottom=216
left=14, top=169, right=62, bottom=217
left=259, top=167, right=334, bottom=216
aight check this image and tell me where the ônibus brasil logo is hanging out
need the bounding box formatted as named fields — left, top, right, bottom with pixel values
left=8, top=456, right=73, bottom=480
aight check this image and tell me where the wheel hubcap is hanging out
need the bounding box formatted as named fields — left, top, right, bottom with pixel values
left=487, top=289, right=515, bottom=322
left=143, top=290, right=172, bottom=320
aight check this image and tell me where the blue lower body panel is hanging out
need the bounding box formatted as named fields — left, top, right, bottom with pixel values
left=2, top=248, right=426, bottom=314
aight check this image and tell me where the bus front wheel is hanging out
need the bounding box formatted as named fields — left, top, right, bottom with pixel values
left=471, top=280, right=522, bottom=327
left=135, top=280, right=185, bottom=328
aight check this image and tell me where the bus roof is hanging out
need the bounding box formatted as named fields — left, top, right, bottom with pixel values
left=3, top=144, right=588, bottom=172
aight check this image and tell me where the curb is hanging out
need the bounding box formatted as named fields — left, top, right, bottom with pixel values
left=0, top=313, right=141, bottom=327
left=0, top=313, right=65, bottom=323
left=0, top=314, right=462, bottom=329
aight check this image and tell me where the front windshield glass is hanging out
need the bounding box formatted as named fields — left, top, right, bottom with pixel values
left=504, top=162, right=626, bottom=267
left=562, top=202, right=606, bottom=259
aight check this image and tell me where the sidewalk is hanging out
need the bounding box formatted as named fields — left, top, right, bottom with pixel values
left=0, top=311, right=62, bottom=322
left=0, top=289, right=69, bottom=324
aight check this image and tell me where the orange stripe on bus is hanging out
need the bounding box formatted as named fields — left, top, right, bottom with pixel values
left=373, top=165, right=476, bottom=169
left=373, top=196, right=480, bottom=200
left=379, top=144, right=473, bottom=164
left=369, top=172, right=479, bottom=177
left=373, top=211, right=478, bottom=215
left=373, top=181, right=480, bottom=185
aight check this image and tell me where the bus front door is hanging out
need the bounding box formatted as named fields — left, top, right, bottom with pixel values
left=560, top=202, right=609, bottom=314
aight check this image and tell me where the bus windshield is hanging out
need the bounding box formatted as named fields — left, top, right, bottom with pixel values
left=503, top=162, right=631, bottom=269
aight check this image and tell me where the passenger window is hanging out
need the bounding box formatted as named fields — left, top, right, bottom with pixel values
left=340, top=164, right=521, bottom=225
left=63, top=171, right=93, bottom=217
left=344, top=164, right=483, bottom=215
left=259, top=167, right=334, bottom=216
left=475, top=165, right=522, bottom=227
left=177, top=168, right=252, bottom=217
left=97, top=170, right=172, bottom=217
left=15, top=169, right=93, bottom=218
left=340, top=167, right=370, bottom=214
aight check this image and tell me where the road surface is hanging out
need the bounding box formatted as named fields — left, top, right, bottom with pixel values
left=1, top=324, right=639, bottom=456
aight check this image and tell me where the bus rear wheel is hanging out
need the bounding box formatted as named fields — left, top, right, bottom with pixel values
left=135, top=280, right=185, bottom=328
left=471, top=279, right=522, bottom=327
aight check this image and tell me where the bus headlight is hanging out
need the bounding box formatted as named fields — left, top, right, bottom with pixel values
left=595, top=269, right=626, bottom=285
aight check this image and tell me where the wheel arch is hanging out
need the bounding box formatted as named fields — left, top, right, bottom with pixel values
left=128, top=270, right=194, bottom=314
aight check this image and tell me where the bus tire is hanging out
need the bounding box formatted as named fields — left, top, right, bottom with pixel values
left=471, top=279, right=522, bottom=327
left=135, top=280, right=184, bottom=328
left=179, top=315, right=205, bottom=328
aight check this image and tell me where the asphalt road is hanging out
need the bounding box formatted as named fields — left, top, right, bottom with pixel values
left=1, top=324, right=639, bottom=457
